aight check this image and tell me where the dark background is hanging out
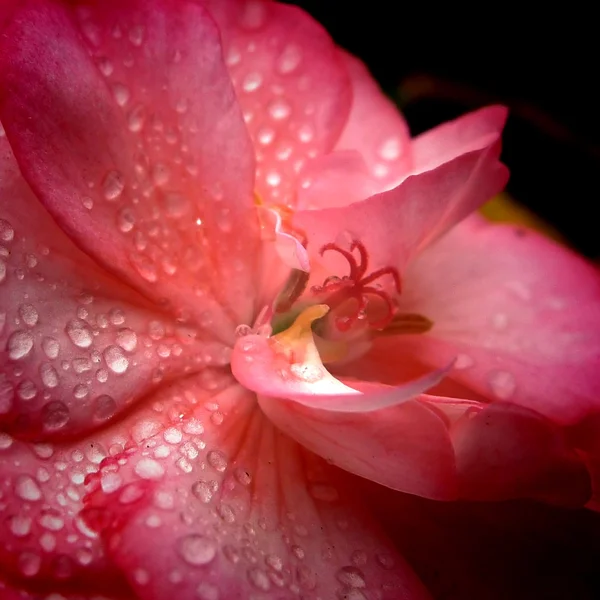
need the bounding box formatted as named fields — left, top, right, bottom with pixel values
left=288, top=2, right=599, bottom=259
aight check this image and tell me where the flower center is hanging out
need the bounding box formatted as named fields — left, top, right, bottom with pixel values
left=310, top=239, right=402, bottom=332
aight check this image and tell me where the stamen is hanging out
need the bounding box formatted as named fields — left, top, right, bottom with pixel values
left=311, top=239, right=402, bottom=332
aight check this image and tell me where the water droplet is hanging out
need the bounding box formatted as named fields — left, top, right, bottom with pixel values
left=276, top=44, right=302, bottom=74
left=42, top=401, right=70, bottom=431
left=242, top=72, right=263, bottom=93
left=127, top=104, right=146, bottom=132
left=336, top=566, right=366, bottom=588
left=97, top=56, right=114, bottom=77
left=42, top=337, right=60, bottom=359
left=16, top=379, right=36, bottom=400
left=488, top=370, right=516, bottom=399
left=163, top=427, right=183, bottom=444
left=81, top=195, right=94, bottom=210
left=19, top=303, right=38, bottom=327
left=248, top=567, right=271, bottom=591
left=18, top=551, right=41, bottom=577
left=129, top=24, right=144, bottom=46
left=0, top=259, right=6, bottom=284
left=8, top=330, right=34, bottom=360
left=196, top=582, right=219, bottom=600
left=15, top=475, right=42, bottom=501
left=151, top=163, right=170, bottom=186
left=298, top=124, right=314, bottom=143
left=102, top=170, right=125, bottom=201
left=93, top=395, right=117, bottom=422
left=265, top=554, right=284, bottom=572
left=39, top=509, right=65, bottom=531
left=191, top=480, right=217, bottom=504
left=177, top=534, right=217, bottom=566
left=378, top=137, right=402, bottom=161
left=309, top=483, right=339, bottom=502
left=268, top=97, right=291, bottom=120
left=376, top=552, right=396, bottom=570
left=163, top=192, right=190, bottom=218
left=217, top=502, right=235, bottom=523
left=207, top=449, right=228, bottom=472
left=66, top=319, right=93, bottom=348
left=130, top=253, right=158, bottom=282
left=0, top=431, right=14, bottom=450
left=104, top=345, right=129, bottom=374
left=454, top=353, right=474, bottom=370
left=135, top=458, right=165, bottom=479
left=112, top=82, right=130, bottom=107
left=0, top=379, right=14, bottom=413
left=40, top=363, right=59, bottom=388
left=117, top=207, right=136, bottom=233
left=0, top=218, right=14, bottom=242
left=8, top=514, right=31, bottom=536
left=116, top=328, right=137, bottom=352
left=73, top=384, right=89, bottom=399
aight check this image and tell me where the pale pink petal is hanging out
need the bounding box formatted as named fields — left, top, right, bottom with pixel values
left=333, top=51, right=412, bottom=190
left=0, top=0, right=260, bottom=337
left=81, top=380, right=429, bottom=600
left=0, top=137, right=222, bottom=439
left=203, top=0, right=352, bottom=207
left=258, top=393, right=456, bottom=500
left=292, top=130, right=508, bottom=287
left=231, top=333, right=451, bottom=412
left=393, top=216, right=600, bottom=425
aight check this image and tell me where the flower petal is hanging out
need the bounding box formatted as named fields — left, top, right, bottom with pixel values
left=333, top=51, right=412, bottom=190
left=0, top=137, right=223, bottom=440
left=0, top=0, right=260, bottom=337
left=81, top=380, right=429, bottom=600
left=292, top=113, right=508, bottom=281
left=395, top=216, right=600, bottom=425
left=204, top=0, right=352, bottom=207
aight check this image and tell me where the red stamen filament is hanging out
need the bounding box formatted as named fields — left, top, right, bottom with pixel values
left=311, top=240, right=402, bottom=331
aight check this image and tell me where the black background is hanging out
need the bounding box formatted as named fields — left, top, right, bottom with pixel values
left=288, top=2, right=599, bottom=259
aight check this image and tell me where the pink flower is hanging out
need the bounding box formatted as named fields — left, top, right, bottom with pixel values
left=0, top=0, right=599, bottom=598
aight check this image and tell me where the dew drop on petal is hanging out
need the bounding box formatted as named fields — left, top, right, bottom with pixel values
left=103, top=345, right=129, bottom=374
left=40, top=363, right=59, bottom=388
left=19, top=303, right=38, bottom=327
left=93, top=394, right=117, bottom=422
left=42, top=401, right=70, bottom=431
left=207, top=450, right=228, bottom=472
left=336, top=566, right=366, bottom=588
left=102, top=170, right=125, bottom=201
left=116, top=328, right=137, bottom=351
left=196, top=582, right=219, bottom=600
left=135, top=458, right=165, bottom=479
left=248, top=567, right=271, bottom=591
left=177, top=534, right=217, bottom=566
left=42, top=337, right=60, bottom=360
left=15, top=475, right=42, bottom=501
left=66, top=319, right=93, bottom=348
left=18, top=552, right=41, bottom=577
left=488, top=370, right=516, bottom=400
left=276, top=44, right=302, bottom=74
left=191, top=480, right=217, bottom=504
left=8, top=330, right=34, bottom=360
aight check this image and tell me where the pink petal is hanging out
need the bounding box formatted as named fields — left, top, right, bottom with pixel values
left=81, top=379, right=429, bottom=600
left=0, top=368, right=232, bottom=594
left=0, top=137, right=224, bottom=439
left=333, top=51, right=412, bottom=190
left=203, top=0, right=352, bottom=207
left=0, top=0, right=260, bottom=337
left=292, top=118, right=508, bottom=284
left=394, top=216, right=600, bottom=425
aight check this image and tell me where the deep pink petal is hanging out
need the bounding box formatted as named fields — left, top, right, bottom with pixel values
left=394, top=216, right=600, bottom=425
left=0, top=0, right=260, bottom=338
left=0, top=136, right=224, bottom=439
left=292, top=123, right=508, bottom=287
left=0, top=366, right=231, bottom=594
left=447, top=400, right=591, bottom=506
left=81, top=379, right=429, bottom=600
left=204, top=0, right=352, bottom=206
